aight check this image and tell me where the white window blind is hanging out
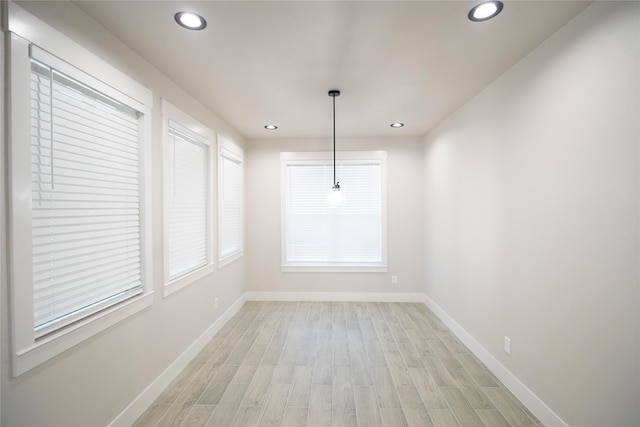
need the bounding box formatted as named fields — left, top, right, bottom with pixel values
left=218, top=145, right=243, bottom=262
left=282, top=153, right=386, bottom=270
left=167, top=120, right=210, bottom=280
left=30, top=59, right=143, bottom=337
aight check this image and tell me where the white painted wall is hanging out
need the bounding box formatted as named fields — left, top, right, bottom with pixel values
left=423, top=2, right=639, bottom=426
left=3, top=1, right=638, bottom=426
left=1, top=2, right=245, bottom=426
left=245, top=137, right=424, bottom=296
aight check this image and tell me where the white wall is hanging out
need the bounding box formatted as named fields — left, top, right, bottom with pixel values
left=423, top=2, right=639, bottom=426
left=1, top=2, right=246, bottom=426
left=246, top=137, right=424, bottom=297
left=4, top=1, right=638, bottom=426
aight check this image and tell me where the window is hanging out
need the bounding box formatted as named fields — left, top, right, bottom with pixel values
left=281, top=151, right=387, bottom=272
left=162, top=100, right=214, bottom=294
left=8, top=15, right=153, bottom=376
left=217, top=136, right=243, bottom=267
left=30, top=55, right=144, bottom=337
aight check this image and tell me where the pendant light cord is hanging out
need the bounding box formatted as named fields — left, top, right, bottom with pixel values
left=333, top=93, right=336, bottom=186
left=328, top=89, right=340, bottom=190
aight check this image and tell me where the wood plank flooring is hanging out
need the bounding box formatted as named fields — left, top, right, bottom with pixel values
left=134, top=302, right=543, bottom=427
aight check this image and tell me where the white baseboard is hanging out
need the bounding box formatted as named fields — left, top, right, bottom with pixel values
left=108, top=294, right=246, bottom=427
left=423, top=295, right=567, bottom=427
left=244, top=291, right=427, bottom=303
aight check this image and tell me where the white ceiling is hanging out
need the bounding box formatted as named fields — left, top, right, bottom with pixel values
left=72, top=1, right=591, bottom=140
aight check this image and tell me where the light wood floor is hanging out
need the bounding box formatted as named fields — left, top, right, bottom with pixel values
left=134, top=301, right=543, bottom=427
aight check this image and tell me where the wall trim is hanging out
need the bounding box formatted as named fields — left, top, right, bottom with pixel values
left=244, top=291, right=427, bottom=303
left=423, top=295, right=568, bottom=427
left=108, top=293, right=247, bottom=427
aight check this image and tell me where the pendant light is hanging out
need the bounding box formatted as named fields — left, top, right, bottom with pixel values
left=328, top=90, right=342, bottom=205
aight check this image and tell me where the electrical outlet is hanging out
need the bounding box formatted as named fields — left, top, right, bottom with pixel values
left=504, top=336, right=511, bottom=355
left=391, top=275, right=398, bottom=284
left=214, top=297, right=219, bottom=309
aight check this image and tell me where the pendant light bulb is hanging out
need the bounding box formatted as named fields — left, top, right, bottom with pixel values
left=328, top=187, right=343, bottom=206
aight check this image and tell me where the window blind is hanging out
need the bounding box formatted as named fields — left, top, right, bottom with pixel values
left=284, top=159, right=382, bottom=266
left=219, top=147, right=242, bottom=260
left=30, top=59, right=143, bottom=337
left=167, top=120, right=209, bottom=280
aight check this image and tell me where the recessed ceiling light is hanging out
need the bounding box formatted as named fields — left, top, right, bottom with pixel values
left=390, top=122, right=404, bottom=128
left=174, top=12, right=207, bottom=30
left=264, top=124, right=278, bottom=130
left=468, top=1, right=504, bottom=22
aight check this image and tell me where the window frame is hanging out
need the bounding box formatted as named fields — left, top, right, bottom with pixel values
left=7, top=5, right=153, bottom=376
left=280, top=151, right=388, bottom=272
left=217, top=135, right=244, bottom=268
left=161, top=99, right=215, bottom=296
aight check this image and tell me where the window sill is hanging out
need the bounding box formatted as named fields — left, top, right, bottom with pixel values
left=13, top=292, right=153, bottom=377
left=282, top=264, right=387, bottom=273
left=218, top=250, right=243, bottom=269
left=164, top=264, right=214, bottom=297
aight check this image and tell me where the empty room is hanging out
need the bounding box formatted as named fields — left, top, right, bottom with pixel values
left=1, top=1, right=638, bottom=426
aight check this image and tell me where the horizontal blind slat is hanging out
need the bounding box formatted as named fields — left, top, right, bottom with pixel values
left=31, top=58, right=144, bottom=337
left=34, top=256, right=141, bottom=287
left=220, top=153, right=242, bottom=257
left=35, top=286, right=143, bottom=335
left=167, top=120, right=210, bottom=280
left=285, top=160, right=382, bottom=264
